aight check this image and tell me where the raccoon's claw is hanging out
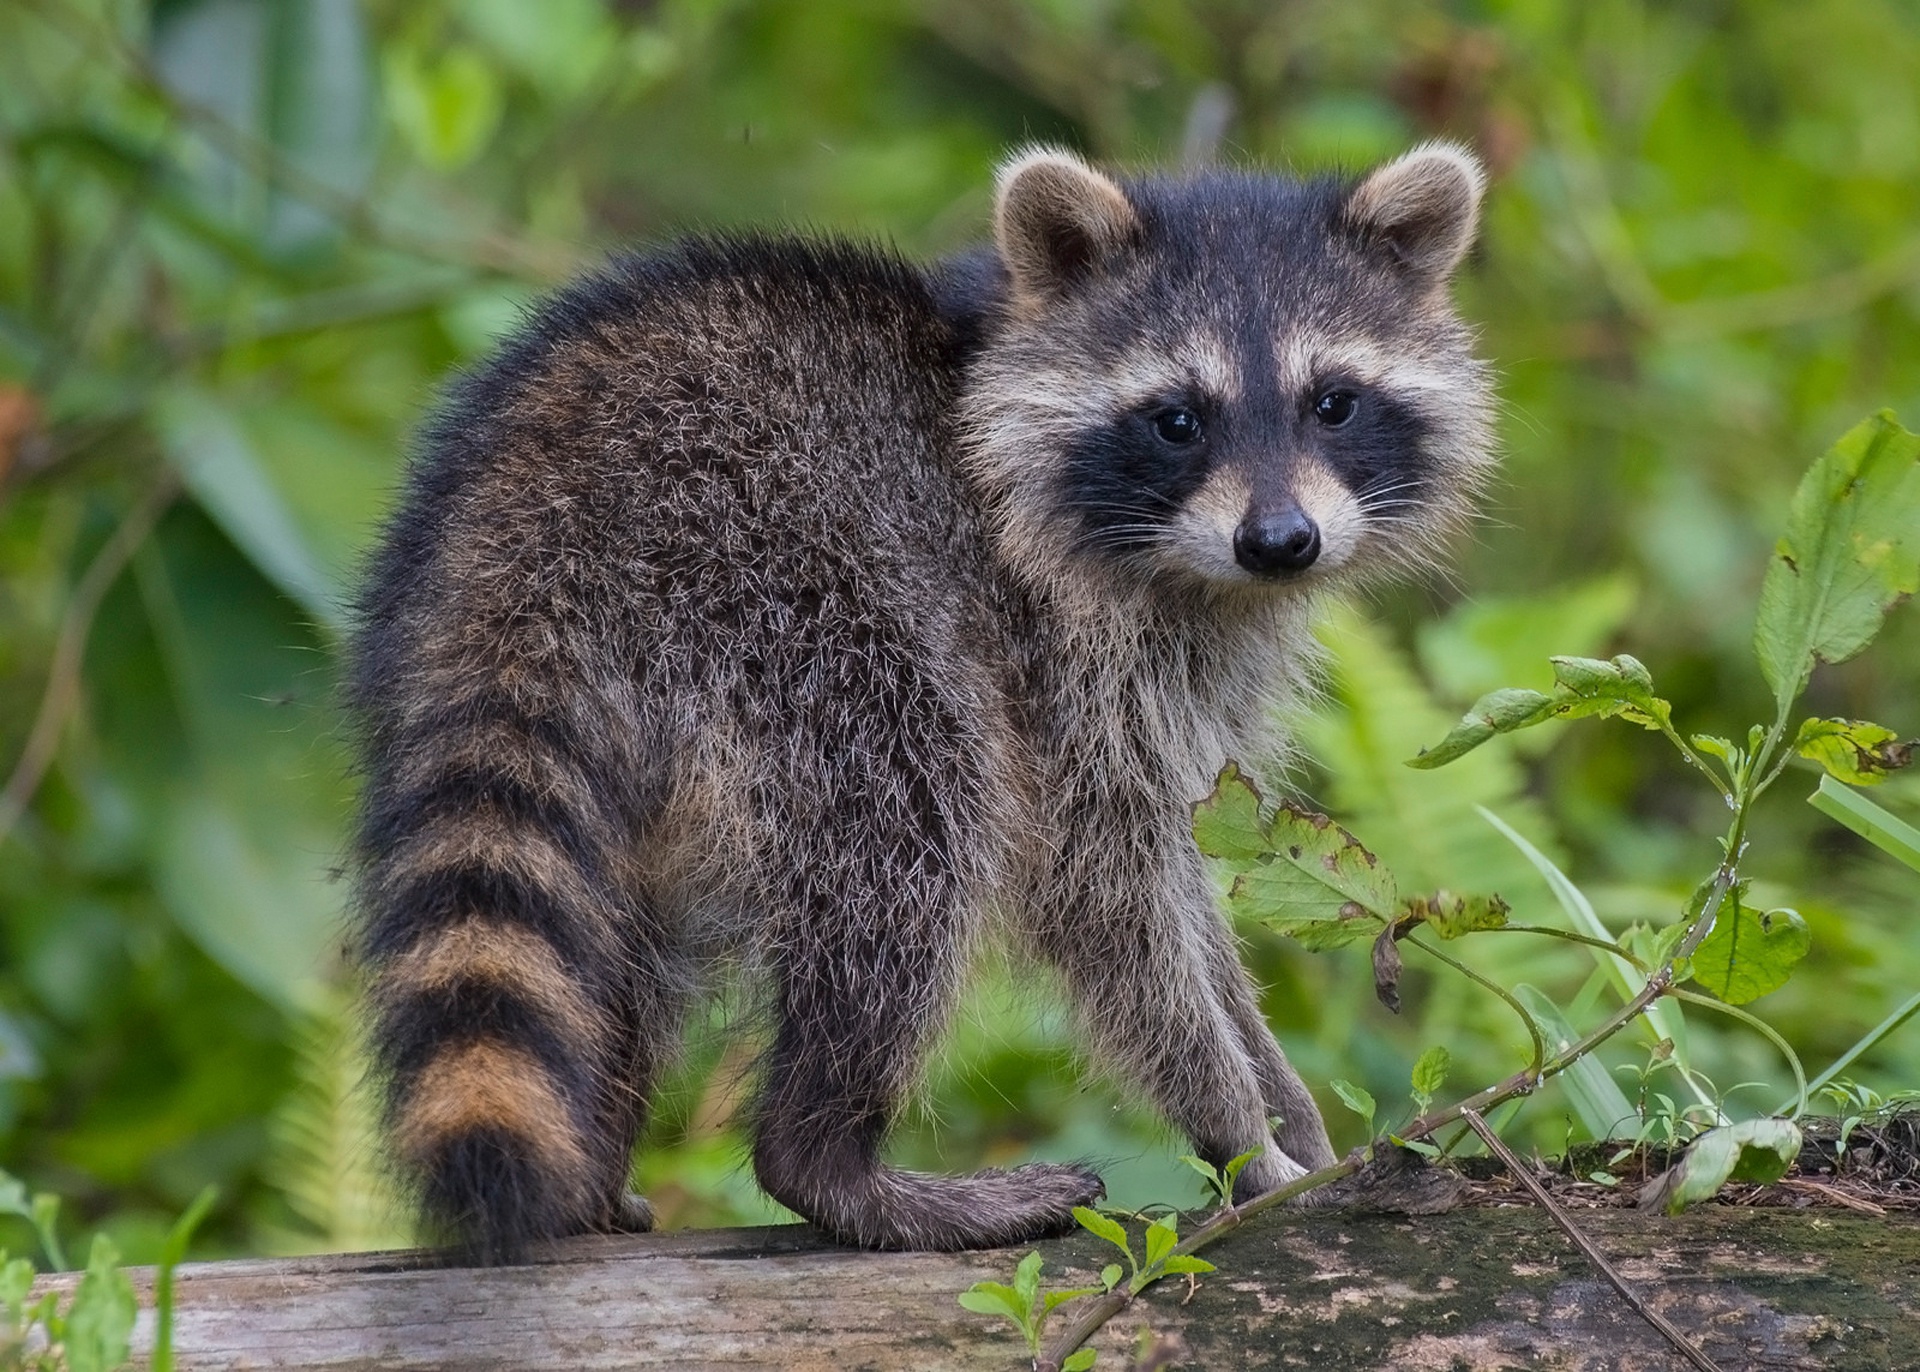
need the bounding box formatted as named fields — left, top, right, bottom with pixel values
left=999, top=1161, right=1107, bottom=1238
left=607, top=1191, right=656, bottom=1233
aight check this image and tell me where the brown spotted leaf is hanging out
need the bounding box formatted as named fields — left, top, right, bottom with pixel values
left=1225, top=803, right=1397, bottom=949
left=1793, top=717, right=1916, bottom=786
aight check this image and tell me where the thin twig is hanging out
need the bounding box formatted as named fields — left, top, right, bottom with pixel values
left=1777, top=1179, right=1887, bottom=1217
left=1462, top=1108, right=1724, bottom=1372
left=0, top=473, right=180, bottom=846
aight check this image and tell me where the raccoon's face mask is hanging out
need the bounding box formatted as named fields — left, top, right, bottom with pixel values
left=963, top=144, right=1496, bottom=602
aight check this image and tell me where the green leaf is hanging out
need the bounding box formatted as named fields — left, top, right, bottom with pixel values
left=1142, top=1214, right=1178, bottom=1270
left=1547, top=654, right=1673, bottom=731
left=1160, top=1255, right=1216, bottom=1274
left=1689, top=886, right=1810, bottom=1005
left=1063, top=1349, right=1099, bottom=1371
left=1397, top=890, right=1510, bottom=939
left=1175, top=1154, right=1222, bottom=1195
left=1042, top=1286, right=1102, bottom=1315
left=1639, top=1118, right=1802, bottom=1214
left=0, top=1171, right=28, bottom=1223
left=958, top=1281, right=1031, bottom=1338
left=1753, top=413, right=1920, bottom=709
left=1793, top=717, right=1916, bottom=785
left=1808, top=776, right=1920, bottom=873
left=1409, top=655, right=1675, bottom=769
left=1191, top=762, right=1270, bottom=863
left=1, top=1255, right=34, bottom=1312
left=1330, top=1079, right=1377, bottom=1134
left=1012, top=1249, right=1043, bottom=1313
left=155, top=1186, right=218, bottom=1372
left=1220, top=1147, right=1262, bottom=1195
left=1406, top=687, right=1560, bottom=768
left=1099, top=1263, right=1122, bottom=1292
left=1072, top=1208, right=1134, bottom=1269
left=1225, top=803, right=1397, bottom=948
left=1410, top=1045, right=1452, bottom=1112
left=63, top=1235, right=136, bottom=1372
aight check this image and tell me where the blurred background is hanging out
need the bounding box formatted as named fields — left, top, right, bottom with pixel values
left=2, top=0, right=1917, bottom=1264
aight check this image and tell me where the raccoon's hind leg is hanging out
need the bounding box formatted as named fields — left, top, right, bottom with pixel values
left=358, top=695, right=689, bottom=1262
left=747, top=771, right=1104, bottom=1250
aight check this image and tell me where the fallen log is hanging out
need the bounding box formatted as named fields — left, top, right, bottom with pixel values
left=32, top=1205, right=1920, bottom=1370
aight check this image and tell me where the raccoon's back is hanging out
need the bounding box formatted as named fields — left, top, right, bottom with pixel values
left=360, top=237, right=988, bottom=686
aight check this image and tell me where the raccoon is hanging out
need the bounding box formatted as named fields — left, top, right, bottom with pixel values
left=349, top=142, right=1494, bottom=1261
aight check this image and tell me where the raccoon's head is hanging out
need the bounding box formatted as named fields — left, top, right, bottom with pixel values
left=958, top=143, right=1495, bottom=608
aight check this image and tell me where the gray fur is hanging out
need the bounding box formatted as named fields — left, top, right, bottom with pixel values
left=349, top=144, right=1495, bottom=1257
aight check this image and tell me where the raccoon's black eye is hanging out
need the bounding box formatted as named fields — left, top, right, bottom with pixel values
left=1313, top=390, right=1358, bottom=428
left=1152, top=407, right=1203, bottom=445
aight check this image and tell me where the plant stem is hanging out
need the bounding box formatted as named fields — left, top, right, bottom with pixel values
left=1406, top=933, right=1548, bottom=1073
left=1666, top=987, right=1809, bottom=1119
left=1483, top=924, right=1650, bottom=970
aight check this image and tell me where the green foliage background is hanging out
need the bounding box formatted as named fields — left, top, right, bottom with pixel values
left=2, top=0, right=1917, bottom=1262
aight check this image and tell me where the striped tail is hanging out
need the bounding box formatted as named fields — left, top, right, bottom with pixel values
left=354, top=694, right=660, bottom=1263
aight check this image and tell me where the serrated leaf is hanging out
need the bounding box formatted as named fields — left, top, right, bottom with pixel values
left=1226, top=803, right=1397, bottom=948
left=1639, top=1118, right=1802, bottom=1214
left=1689, top=886, right=1810, bottom=1004
left=1754, top=413, right=1920, bottom=709
left=1063, top=1350, right=1099, bottom=1371
left=1072, top=1207, right=1133, bottom=1265
left=1794, top=717, right=1916, bottom=785
left=1191, top=762, right=1270, bottom=862
left=1411, top=1045, right=1452, bottom=1110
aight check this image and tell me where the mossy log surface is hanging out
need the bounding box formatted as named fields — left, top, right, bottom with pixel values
left=31, top=1206, right=1920, bottom=1370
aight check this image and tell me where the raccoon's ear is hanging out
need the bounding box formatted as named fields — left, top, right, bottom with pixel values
left=1342, top=141, right=1486, bottom=284
left=993, top=148, right=1139, bottom=305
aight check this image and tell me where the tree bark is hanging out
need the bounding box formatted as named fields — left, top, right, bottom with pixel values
left=33, top=1206, right=1920, bottom=1370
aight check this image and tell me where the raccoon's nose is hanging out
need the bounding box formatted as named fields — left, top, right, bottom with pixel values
left=1234, top=509, right=1321, bottom=577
